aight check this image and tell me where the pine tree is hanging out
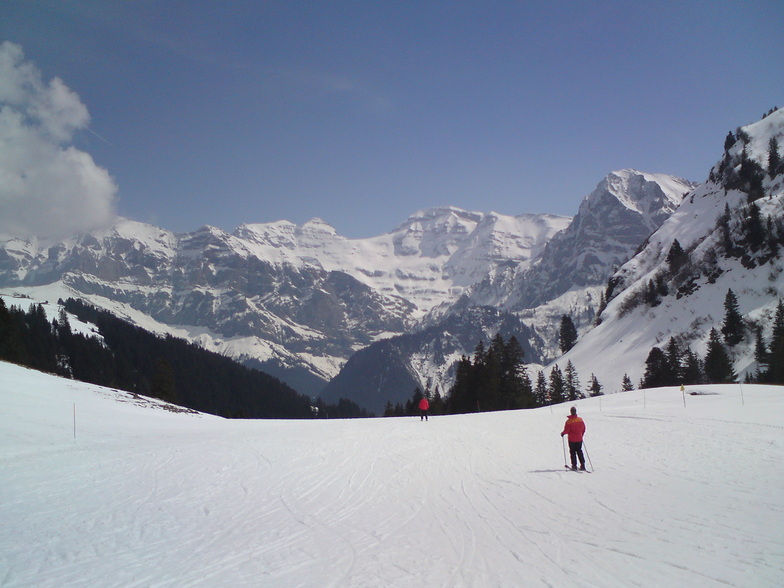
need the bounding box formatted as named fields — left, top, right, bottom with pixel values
left=642, top=347, right=668, bottom=388
left=664, top=337, right=683, bottom=384
left=479, top=341, right=502, bottom=411
left=704, top=328, right=736, bottom=383
left=621, top=373, right=634, bottom=391
left=431, top=386, right=445, bottom=415
left=772, top=300, right=784, bottom=348
left=559, top=315, right=578, bottom=353
left=724, top=131, right=736, bottom=152
left=743, top=203, right=766, bottom=252
left=447, top=356, right=474, bottom=414
left=766, top=301, right=784, bottom=384
left=681, top=349, right=704, bottom=385
left=534, top=370, right=548, bottom=406
left=666, top=239, right=688, bottom=273
left=564, top=360, right=581, bottom=401
left=57, top=307, right=73, bottom=337
left=0, top=298, right=23, bottom=363
left=721, top=289, right=745, bottom=346
left=588, top=373, right=603, bottom=397
left=500, top=336, right=533, bottom=409
left=548, top=364, right=566, bottom=404
left=768, top=137, right=781, bottom=178
left=25, top=304, right=58, bottom=374
left=754, top=326, right=769, bottom=376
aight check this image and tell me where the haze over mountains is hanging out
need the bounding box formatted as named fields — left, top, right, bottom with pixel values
left=1, top=108, right=783, bottom=414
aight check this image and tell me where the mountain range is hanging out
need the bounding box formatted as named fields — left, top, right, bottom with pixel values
left=1, top=108, right=782, bottom=414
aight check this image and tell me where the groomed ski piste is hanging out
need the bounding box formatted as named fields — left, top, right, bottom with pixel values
left=2, top=360, right=783, bottom=587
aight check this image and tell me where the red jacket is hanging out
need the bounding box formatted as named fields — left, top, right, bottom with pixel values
left=561, top=415, right=585, bottom=442
left=418, top=398, right=430, bottom=411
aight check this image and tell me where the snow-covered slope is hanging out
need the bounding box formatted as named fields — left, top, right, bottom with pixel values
left=560, top=109, right=784, bottom=390
left=2, top=360, right=783, bottom=587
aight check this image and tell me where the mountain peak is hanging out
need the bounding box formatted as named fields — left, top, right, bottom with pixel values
left=598, top=169, right=695, bottom=217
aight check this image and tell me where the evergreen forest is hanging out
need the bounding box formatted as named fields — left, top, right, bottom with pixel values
left=640, top=296, right=784, bottom=388
left=0, top=297, right=371, bottom=419
left=384, top=334, right=602, bottom=417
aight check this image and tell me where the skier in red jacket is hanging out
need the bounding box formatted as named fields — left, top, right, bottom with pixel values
left=561, top=406, right=586, bottom=470
left=418, top=397, right=430, bottom=421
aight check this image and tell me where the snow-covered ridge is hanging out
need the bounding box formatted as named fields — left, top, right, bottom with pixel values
left=454, top=169, right=695, bottom=313
left=604, top=169, right=691, bottom=214
left=559, top=109, right=784, bottom=389
left=229, top=207, right=572, bottom=310
left=0, top=206, right=572, bottom=393
left=1, top=206, right=570, bottom=314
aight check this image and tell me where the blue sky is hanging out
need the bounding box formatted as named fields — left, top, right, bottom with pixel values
left=1, top=1, right=782, bottom=239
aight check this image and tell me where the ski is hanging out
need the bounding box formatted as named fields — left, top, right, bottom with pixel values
left=564, top=465, right=591, bottom=473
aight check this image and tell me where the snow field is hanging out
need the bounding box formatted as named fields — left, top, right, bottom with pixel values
left=1, top=361, right=783, bottom=587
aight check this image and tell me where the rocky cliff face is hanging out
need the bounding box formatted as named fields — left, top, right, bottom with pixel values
left=558, top=109, right=784, bottom=390
left=0, top=168, right=702, bottom=408
left=0, top=209, right=568, bottom=396
left=314, top=171, right=696, bottom=410
left=462, top=170, right=696, bottom=311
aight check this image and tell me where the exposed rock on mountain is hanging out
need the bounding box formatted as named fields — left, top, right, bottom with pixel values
left=463, top=170, right=696, bottom=311
left=559, top=108, right=784, bottom=390
left=0, top=208, right=568, bottom=397
left=319, top=171, right=695, bottom=411
left=320, top=306, right=542, bottom=414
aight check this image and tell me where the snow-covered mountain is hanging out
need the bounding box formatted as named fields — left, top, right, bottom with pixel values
left=4, top=108, right=778, bottom=411
left=328, top=170, right=695, bottom=410
left=234, top=207, right=570, bottom=313
left=559, top=108, right=784, bottom=391
left=0, top=208, right=568, bottom=396
left=462, top=170, right=696, bottom=311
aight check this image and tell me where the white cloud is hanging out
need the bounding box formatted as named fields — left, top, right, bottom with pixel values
left=0, top=41, right=117, bottom=242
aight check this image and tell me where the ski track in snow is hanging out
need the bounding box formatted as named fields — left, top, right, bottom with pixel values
left=1, top=362, right=783, bottom=587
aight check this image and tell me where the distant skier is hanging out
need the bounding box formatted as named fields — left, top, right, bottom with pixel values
left=561, top=406, right=586, bottom=470
left=418, top=397, right=430, bottom=421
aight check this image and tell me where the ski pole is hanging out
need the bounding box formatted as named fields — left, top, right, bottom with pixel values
left=562, top=435, right=568, bottom=468
left=583, top=440, right=594, bottom=472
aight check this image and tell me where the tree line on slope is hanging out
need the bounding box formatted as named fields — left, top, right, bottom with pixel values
left=641, top=293, right=784, bottom=387
left=384, top=333, right=604, bottom=417
left=0, top=297, right=371, bottom=419
left=386, top=291, right=784, bottom=418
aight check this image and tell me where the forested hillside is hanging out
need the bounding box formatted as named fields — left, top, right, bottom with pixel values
left=0, top=297, right=370, bottom=418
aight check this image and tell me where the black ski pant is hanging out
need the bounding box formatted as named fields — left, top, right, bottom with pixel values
left=569, top=441, right=585, bottom=468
